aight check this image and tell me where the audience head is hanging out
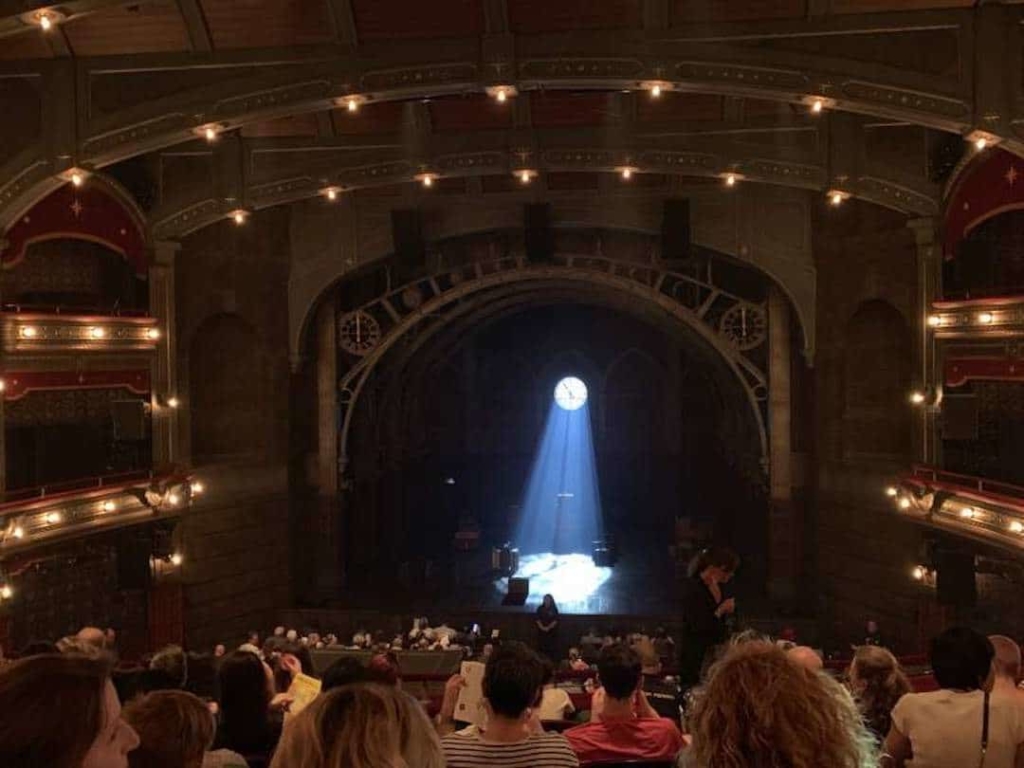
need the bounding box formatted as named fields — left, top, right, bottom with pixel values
left=270, top=683, right=443, bottom=768
left=0, top=653, right=140, bottom=768
left=689, top=642, right=875, bottom=768
left=542, top=594, right=556, bottom=609
left=273, top=626, right=285, bottom=638
left=122, top=690, right=214, bottom=768
left=929, top=626, right=994, bottom=691
left=247, top=631, right=261, bottom=646
left=866, top=619, right=879, bottom=635
left=482, top=642, right=546, bottom=721
left=77, top=627, right=108, bottom=649
left=322, top=657, right=370, bottom=692
left=848, top=645, right=911, bottom=740
left=104, top=628, right=117, bottom=647
left=598, top=643, right=643, bottom=701
left=213, top=644, right=226, bottom=658
left=689, top=546, right=740, bottom=582
left=636, top=638, right=661, bottom=674
left=216, top=650, right=274, bottom=750
left=367, top=652, right=401, bottom=686
left=149, top=644, right=188, bottom=689
left=787, top=645, right=824, bottom=673
left=989, top=635, right=1022, bottom=683
left=286, top=629, right=298, bottom=643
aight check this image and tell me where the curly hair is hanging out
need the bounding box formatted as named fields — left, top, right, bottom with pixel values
left=688, top=642, right=877, bottom=768
left=850, top=645, right=911, bottom=742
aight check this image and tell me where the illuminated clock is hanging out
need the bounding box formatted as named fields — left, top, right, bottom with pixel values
left=719, top=303, right=767, bottom=351
left=337, top=310, right=381, bottom=356
left=554, top=376, right=588, bottom=411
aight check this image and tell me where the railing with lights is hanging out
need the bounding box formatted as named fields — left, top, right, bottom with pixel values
left=887, top=465, right=1024, bottom=551
left=0, top=471, right=204, bottom=557
left=1, top=312, right=161, bottom=353
left=928, top=297, right=1024, bottom=339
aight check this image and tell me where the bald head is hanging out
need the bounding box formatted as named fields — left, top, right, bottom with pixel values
left=76, top=627, right=106, bottom=649
left=989, top=635, right=1022, bottom=682
left=787, top=645, right=824, bottom=673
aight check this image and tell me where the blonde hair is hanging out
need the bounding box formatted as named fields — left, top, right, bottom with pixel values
left=122, top=690, right=214, bottom=768
left=689, top=642, right=877, bottom=768
left=269, top=684, right=444, bottom=768
left=850, top=645, right=911, bottom=740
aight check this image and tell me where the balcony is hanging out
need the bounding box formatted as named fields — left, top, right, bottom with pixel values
left=891, top=465, right=1024, bottom=552
left=930, top=297, right=1024, bottom=341
left=0, top=471, right=197, bottom=557
left=1, top=310, right=160, bottom=355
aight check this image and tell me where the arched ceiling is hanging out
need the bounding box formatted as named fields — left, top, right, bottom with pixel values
left=1, top=0, right=1022, bottom=233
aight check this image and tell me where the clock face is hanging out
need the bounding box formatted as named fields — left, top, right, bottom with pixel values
left=337, top=310, right=382, bottom=356
left=554, top=376, right=588, bottom=411
left=719, top=303, right=768, bottom=351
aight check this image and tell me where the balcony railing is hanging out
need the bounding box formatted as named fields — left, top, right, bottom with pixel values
left=1, top=311, right=160, bottom=354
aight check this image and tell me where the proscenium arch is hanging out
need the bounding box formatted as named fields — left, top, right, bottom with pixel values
left=334, top=267, right=770, bottom=470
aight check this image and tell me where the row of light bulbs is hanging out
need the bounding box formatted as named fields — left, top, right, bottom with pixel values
left=17, top=325, right=161, bottom=340
left=886, top=486, right=1024, bottom=535
left=927, top=312, right=998, bottom=328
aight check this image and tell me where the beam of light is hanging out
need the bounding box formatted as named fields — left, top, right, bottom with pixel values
left=514, top=378, right=603, bottom=557
left=493, top=553, right=612, bottom=609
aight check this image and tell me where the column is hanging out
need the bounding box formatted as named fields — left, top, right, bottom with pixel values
left=908, top=217, right=940, bottom=466
left=768, top=286, right=796, bottom=601
left=150, top=241, right=180, bottom=468
left=313, top=299, right=344, bottom=599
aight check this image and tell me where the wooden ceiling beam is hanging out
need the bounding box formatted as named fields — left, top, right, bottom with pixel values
left=325, top=0, right=358, bottom=47
left=174, top=0, right=212, bottom=53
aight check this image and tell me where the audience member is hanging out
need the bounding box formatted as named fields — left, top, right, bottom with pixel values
left=990, top=635, right=1024, bottom=702
left=884, top=626, right=1024, bottom=767
left=566, top=647, right=589, bottom=672
left=122, top=689, right=241, bottom=768
left=77, top=626, right=108, bottom=649
left=214, top=644, right=227, bottom=659
left=566, top=643, right=683, bottom=763
left=270, top=683, right=444, bottom=768
left=638, top=638, right=683, bottom=722
left=213, top=650, right=291, bottom=765
left=150, top=644, right=188, bottom=690
left=536, top=594, right=560, bottom=660
left=247, top=631, right=261, bottom=647
left=321, top=657, right=371, bottom=693
left=0, top=653, right=140, bottom=768
left=441, top=642, right=578, bottom=767
left=682, top=641, right=875, bottom=768
left=847, top=645, right=911, bottom=743
left=864, top=619, right=883, bottom=648
left=787, top=645, right=824, bottom=673
left=537, top=662, right=575, bottom=722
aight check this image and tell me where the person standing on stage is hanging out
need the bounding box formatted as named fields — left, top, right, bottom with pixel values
left=678, top=546, right=740, bottom=688
left=536, top=594, right=560, bottom=661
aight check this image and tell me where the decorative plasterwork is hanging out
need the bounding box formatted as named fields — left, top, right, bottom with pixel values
left=930, top=297, right=1024, bottom=340
left=1, top=313, right=160, bottom=354
left=0, top=472, right=194, bottom=558
left=893, top=467, right=1024, bottom=555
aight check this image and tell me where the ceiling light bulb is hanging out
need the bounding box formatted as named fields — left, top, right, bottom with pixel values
left=71, top=171, right=83, bottom=187
left=0, top=585, right=11, bottom=599
left=725, top=173, right=736, bottom=187
left=20, top=326, right=38, bottom=338
left=927, top=315, right=942, bottom=327
left=167, top=396, right=180, bottom=409
left=102, top=501, right=116, bottom=513
left=912, top=565, right=925, bottom=581
left=520, top=170, right=532, bottom=184
left=347, top=98, right=359, bottom=113
left=191, top=481, right=204, bottom=495
left=621, top=168, right=633, bottom=180
left=651, top=84, right=662, bottom=98
left=496, top=89, right=507, bottom=103
left=898, top=497, right=911, bottom=510
left=167, top=493, right=180, bottom=507
left=146, top=328, right=161, bottom=340
left=978, top=312, right=994, bottom=324
left=326, top=188, right=338, bottom=201
left=975, top=137, right=988, bottom=151
left=811, top=99, right=823, bottom=114
left=232, top=210, right=246, bottom=225
left=960, top=507, right=975, bottom=519
left=831, top=191, right=844, bottom=206
left=910, top=391, right=926, bottom=405
left=886, top=486, right=898, bottom=497
left=89, top=327, right=106, bottom=339
left=204, top=126, right=217, bottom=142
left=170, top=553, right=183, bottom=566
left=45, top=511, right=62, bottom=525
left=1010, top=521, right=1024, bottom=534
left=422, top=175, right=433, bottom=187
left=12, top=526, right=24, bottom=539
left=39, top=14, right=52, bottom=31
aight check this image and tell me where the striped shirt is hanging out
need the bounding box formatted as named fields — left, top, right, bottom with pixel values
left=442, top=731, right=580, bottom=767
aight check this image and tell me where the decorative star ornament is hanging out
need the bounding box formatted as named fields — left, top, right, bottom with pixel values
left=1007, top=166, right=1019, bottom=187
left=70, top=199, right=83, bottom=218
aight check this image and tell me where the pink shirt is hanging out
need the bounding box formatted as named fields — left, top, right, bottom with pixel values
left=565, top=717, right=683, bottom=764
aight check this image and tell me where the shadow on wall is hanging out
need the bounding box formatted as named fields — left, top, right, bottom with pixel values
left=188, top=313, right=272, bottom=465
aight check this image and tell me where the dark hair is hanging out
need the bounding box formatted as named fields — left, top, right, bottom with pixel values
left=367, top=652, right=401, bottom=686
left=929, top=626, right=994, bottom=691
left=216, top=650, right=274, bottom=754
left=123, top=690, right=214, bottom=768
left=688, top=546, right=740, bottom=578
left=18, top=640, right=59, bottom=657
left=598, top=643, right=642, bottom=700
left=482, top=642, right=545, bottom=719
left=322, top=657, right=371, bottom=692
left=0, top=654, right=112, bottom=768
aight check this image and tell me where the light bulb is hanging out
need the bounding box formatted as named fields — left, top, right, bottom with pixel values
left=960, top=507, right=976, bottom=519
left=348, top=98, right=359, bottom=112
left=912, top=565, right=925, bottom=581
left=71, top=171, right=83, bottom=187
left=975, top=137, right=988, bottom=151
left=910, top=391, right=926, bottom=405
left=232, top=210, right=246, bottom=225
left=170, top=553, right=183, bottom=566
left=0, top=585, right=11, bottom=599
left=886, top=486, right=898, bottom=497
left=102, top=501, right=116, bottom=513
left=422, top=175, right=434, bottom=187
left=978, top=312, right=994, bottom=324
left=12, top=526, right=24, bottom=539
left=204, top=126, right=217, bottom=142
left=1010, top=521, right=1024, bottom=534
left=326, top=188, right=338, bottom=201
left=811, top=99, right=823, bottom=114
left=927, top=315, right=942, bottom=327
left=899, top=497, right=911, bottom=510
left=89, top=327, right=106, bottom=339
left=167, top=493, right=181, bottom=507
left=45, top=511, right=62, bottom=525
left=725, top=173, right=736, bottom=187
left=621, top=168, right=633, bottom=180
left=651, top=84, right=662, bottom=98
left=0, top=379, right=5, bottom=393
left=146, top=328, right=161, bottom=340
left=167, top=396, right=180, bottom=409
left=831, top=191, right=843, bottom=206
left=20, top=326, right=38, bottom=338
left=496, top=89, right=507, bottom=103
left=191, top=481, right=204, bottom=495
left=39, top=14, right=52, bottom=31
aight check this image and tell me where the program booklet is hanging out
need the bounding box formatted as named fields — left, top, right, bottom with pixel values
left=454, top=660, right=487, bottom=726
